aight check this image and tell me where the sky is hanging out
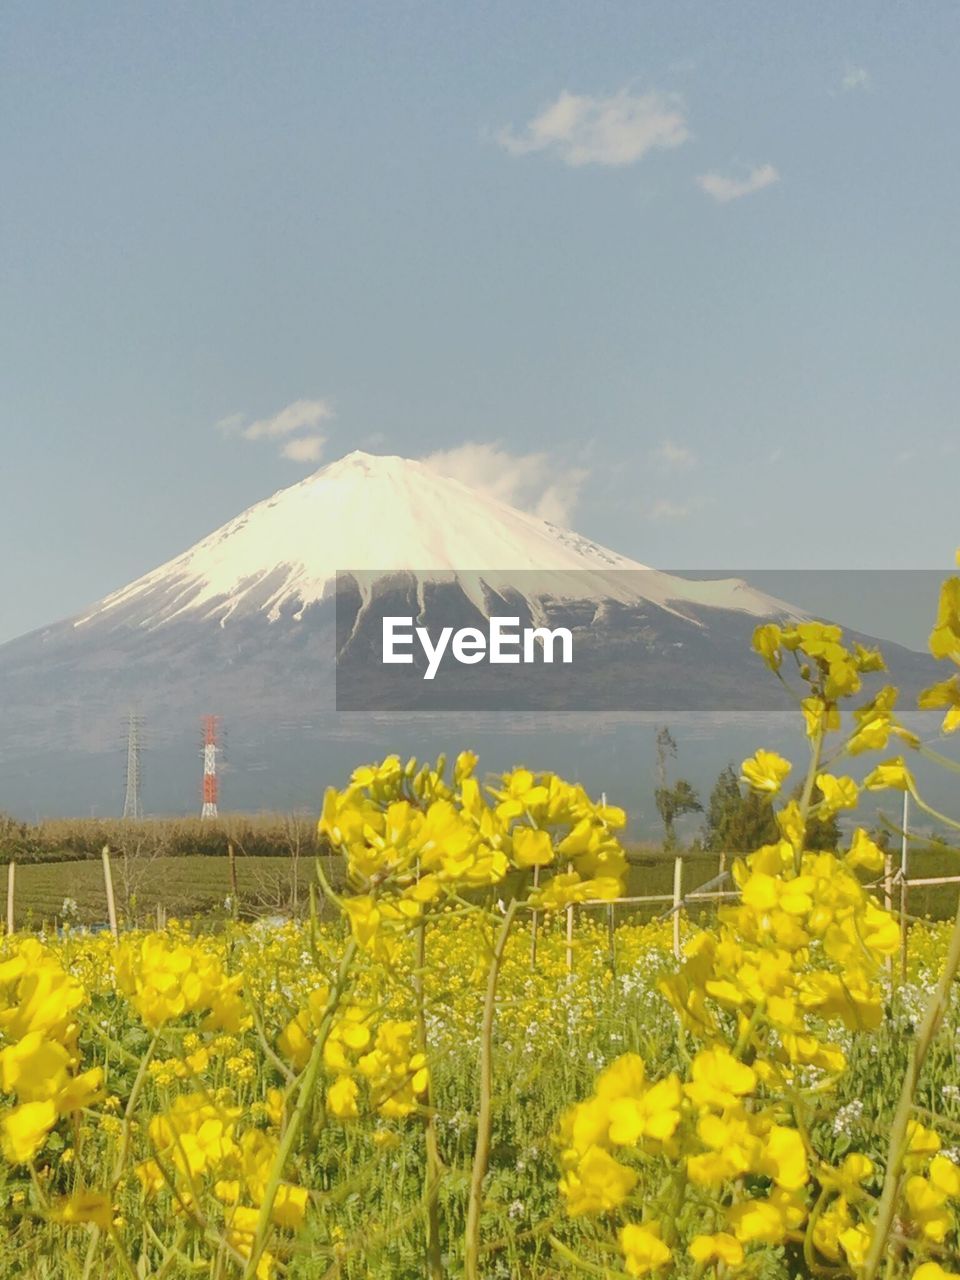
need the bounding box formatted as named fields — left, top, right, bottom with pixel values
left=2, top=1, right=959, bottom=645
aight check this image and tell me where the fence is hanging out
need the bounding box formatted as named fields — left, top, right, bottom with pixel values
left=540, top=795, right=960, bottom=979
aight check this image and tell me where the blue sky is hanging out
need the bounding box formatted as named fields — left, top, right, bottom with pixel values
left=2, top=1, right=959, bottom=644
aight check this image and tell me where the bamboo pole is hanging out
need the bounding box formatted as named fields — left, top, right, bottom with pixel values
left=6, top=862, right=14, bottom=936
left=102, top=845, right=118, bottom=940
left=672, top=853, right=683, bottom=958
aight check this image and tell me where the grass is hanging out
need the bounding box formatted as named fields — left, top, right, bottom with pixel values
left=6, top=843, right=959, bottom=929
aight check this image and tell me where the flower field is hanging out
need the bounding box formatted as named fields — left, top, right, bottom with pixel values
left=1, top=562, right=960, bottom=1279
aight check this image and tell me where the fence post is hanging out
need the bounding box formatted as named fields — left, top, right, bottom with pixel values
left=228, top=840, right=239, bottom=912
left=6, top=862, right=14, bottom=936
left=883, top=837, right=895, bottom=976
left=565, top=863, right=575, bottom=973
left=899, top=791, right=910, bottom=982
left=607, top=902, right=616, bottom=974
left=102, top=844, right=118, bottom=940
left=672, top=852, right=683, bottom=959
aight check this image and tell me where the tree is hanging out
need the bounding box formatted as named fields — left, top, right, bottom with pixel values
left=703, top=763, right=777, bottom=853
left=654, top=727, right=702, bottom=849
left=702, top=763, right=843, bottom=854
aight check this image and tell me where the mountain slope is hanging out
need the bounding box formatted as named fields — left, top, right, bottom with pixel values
left=74, top=451, right=788, bottom=631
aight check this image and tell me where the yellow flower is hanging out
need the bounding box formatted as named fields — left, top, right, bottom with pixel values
left=619, top=1222, right=670, bottom=1277
left=753, top=623, right=783, bottom=671
left=929, top=1154, right=960, bottom=1197
left=740, top=750, right=791, bottom=795
left=326, top=1075, right=359, bottom=1120
left=838, top=1222, right=871, bottom=1267
left=1, top=1098, right=57, bottom=1163
left=511, top=827, right=554, bottom=869
left=801, top=696, right=840, bottom=738
left=845, top=828, right=885, bottom=873
left=904, top=1174, right=952, bottom=1242
left=683, top=1046, right=756, bottom=1111
left=48, top=1190, right=114, bottom=1229
left=914, top=1265, right=960, bottom=1280
left=760, top=1125, right=808, bottom=1191
left=864, top=757, right=913, bottom=792
left=815, top=773, right=859, bottom=817
left=906, top=1120, right=941, bottom=1163
left=929, top=577, right=960, bottom=664
left=559, top=1145, right=638, bottom=1216
left=272, top=1183, right=309, bottom=1230
left=688, top=1233, right=744, bottom=1267
left=607, top=1074, right=682, bottom=1147
left=0, top=1031, right=70, bottom=1102
left=728, top=1189, right=805, bottom=1244
left=919, top=674, right=960, bottom=733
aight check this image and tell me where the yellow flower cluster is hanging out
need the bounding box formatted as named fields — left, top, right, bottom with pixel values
left=0, top=938, right=103, bottom=1163
left=116, top=931, right=247, bottom=1032
left=139, top=1091, right=305, bottom=1279
left=319, top=751, right=627, bottom=951
left=555, top=609, right=960, bottom=1276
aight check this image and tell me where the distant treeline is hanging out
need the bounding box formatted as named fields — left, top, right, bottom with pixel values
left=0, top=812, right=326, bottom=865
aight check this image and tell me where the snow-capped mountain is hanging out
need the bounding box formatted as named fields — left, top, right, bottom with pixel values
left=0, top=451, right=933, bottom=815
left=75, top=451, right=786, bottom=632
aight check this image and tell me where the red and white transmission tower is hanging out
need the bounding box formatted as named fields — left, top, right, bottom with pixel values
left=200, top=715, right=221, bottom=819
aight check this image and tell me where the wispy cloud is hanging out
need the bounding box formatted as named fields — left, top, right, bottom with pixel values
left=217, top=398, right=335, bottom=465
left=280, top=435, right=326, bottom=463
left=652, top=440, right=698, bottom=471
left=421, top=442, right=587, bottom=525
left=841, top=64, right=870, bottom=92
left=697, top=163, right=779, bottom=203
left=647, top=498, right=695, bottom=520
left=497, top=88, right=689, bottom=167
left=226, top=398, right=334, bottom=441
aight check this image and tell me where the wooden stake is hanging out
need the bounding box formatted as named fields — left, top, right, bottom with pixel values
left=900, top=791, right=910, bottom=982
left=6, top=862, right=14, bottom=936
left=102, top=845, right=118, bottom=940
left=565, top=863, right=574, bottom=973
left=530, top=864, right=540, bottom=971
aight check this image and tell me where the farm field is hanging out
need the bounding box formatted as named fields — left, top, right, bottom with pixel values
left=4, top=845, right=960, bottom=931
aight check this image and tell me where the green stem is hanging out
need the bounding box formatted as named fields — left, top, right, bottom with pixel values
left=861, top=889, right=960, bottom=1279
left=415, top=915, right=445, bottom=1280
left=464, top=898, right=518, bottom=1280
left=242, top=936, right=358, bottom=1280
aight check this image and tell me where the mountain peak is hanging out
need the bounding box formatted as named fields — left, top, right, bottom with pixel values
left=72, top=450, right=784, bottom=633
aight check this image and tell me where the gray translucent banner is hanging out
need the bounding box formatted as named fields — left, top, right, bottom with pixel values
left=333, top=568, right=947, bottom=712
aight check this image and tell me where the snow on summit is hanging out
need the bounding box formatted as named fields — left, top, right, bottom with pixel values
left=76, top=451, right=786, bottom=630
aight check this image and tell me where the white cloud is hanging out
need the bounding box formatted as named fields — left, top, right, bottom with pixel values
left=841, top=65, right=870, bottom=92
left=420, top=442, right=588, bottom=525
left=280, top=435, right=326, bottom=463
left=652, top=440, right=697, bottom=471
left=239, top=398, right=334, bottom=441
left=648, top=498, right=694, bottom=520
left=498, top=88, right=689, bottom=167
left=697, top=163, right=779, bottom=203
